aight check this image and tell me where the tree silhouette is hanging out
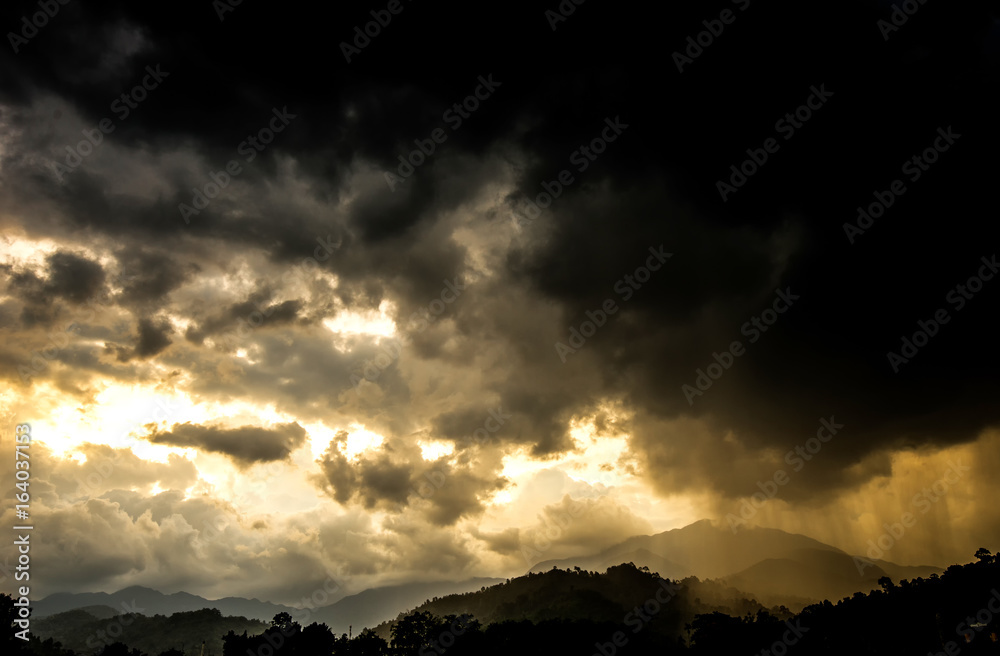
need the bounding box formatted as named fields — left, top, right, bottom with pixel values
left=270, top=612, right=295, bottom=633
left=348, top=628, right=389, bottom=656
left=97, top=643, right=145, bottom=656
left=390, top=610, right=440, bottom=655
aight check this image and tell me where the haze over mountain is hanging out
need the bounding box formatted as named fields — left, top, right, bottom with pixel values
left=2, top=0, right=999, bottom=609
left=32, top=520, right=946, bottom=634
left=32, top=586, right=300, bottom=621
left=32, top=606, right=267, bottom=656
left=528, top=520, right=943, bottom=605
left=2, top=5, right=999, bottom=653
left=21, top=554, right=1000, bottom=656
left=32, top=578, right=503, bottom=636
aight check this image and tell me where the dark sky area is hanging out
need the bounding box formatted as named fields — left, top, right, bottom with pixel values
left=0, top=0, right=998, bottom=601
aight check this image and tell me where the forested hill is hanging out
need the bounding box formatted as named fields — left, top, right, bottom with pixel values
left=374, top=563, right=785, bottom=640
left=375, top=553, right=1000, bottom=654
left=4, top=551, right=999, bottom=656
left=27, top=607, right=265, bottom=656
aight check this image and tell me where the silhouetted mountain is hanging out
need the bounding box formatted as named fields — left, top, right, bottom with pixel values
left=32, top=607, right=265, bottom=655
left=531, top=548, right=689, bottom=581
left=530, top=519, right=943, bottom=605
left=77, top=606, right=121, bottom=620
left=32, top=586, right=299, bottom=622
left=9, top=554, right=999, bottom=656
left=311, top=578, right=503, bottom=635
left=723, top=548, right=885, bottom=605
left=865, top=558, right=943, bottom=582
left=371, top=564, right=786, bottom=642
left=32, top=579, right=503, bottom=635
left=686, top=556, right=1000, bottom=655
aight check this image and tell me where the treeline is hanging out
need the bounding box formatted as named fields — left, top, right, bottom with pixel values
left=5, top=549, right=999, bottom=656
left=30, top=607, right=265, bottom=656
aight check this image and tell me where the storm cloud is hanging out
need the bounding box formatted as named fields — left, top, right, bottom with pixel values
left=2, top=0, right=999, bottom=601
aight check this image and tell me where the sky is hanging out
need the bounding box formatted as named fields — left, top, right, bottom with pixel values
left=1, top=0, right=999, bottom=605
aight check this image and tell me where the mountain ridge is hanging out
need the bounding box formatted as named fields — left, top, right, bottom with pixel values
left=527, top=519, right=944, bottom=604
left=32, top=521, right=946, bottom=631
left=32, top=578, right=505, bottom=635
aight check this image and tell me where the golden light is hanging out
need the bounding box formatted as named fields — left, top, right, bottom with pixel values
left=487, top=489, right=513, bottom=506
left=343, top=425, right=385, bottom=460
left=419, top=440, right=455, bottom=461
left=0, top=232, right=64, bottom=262
left=322, top=299, right=396, bottom=338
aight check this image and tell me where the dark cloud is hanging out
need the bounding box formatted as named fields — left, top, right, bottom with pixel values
left=116, top=248, right=196, bottom=306
left=185, top=292, right=305, bottom=345
left=314, top=432, right=414, bottom=510
left=314, top=432, right=507, bottom=525
left=410, top=464, right=508, bottom=527
left=1, top=0, right=999, bottom=594
left=3, top=251, right=106, bottom=326
left=110, top=317, right=173, bottom=361
left=43, top=251, right=107, bottom=302
left=144, top=421, right=308, bottom=465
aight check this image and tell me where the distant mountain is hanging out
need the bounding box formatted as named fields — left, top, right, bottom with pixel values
left=370, top=563, right=786, bottom=642
left=528, top=519, right=943, bottom=605
left=32, top=521, right=946, bottom=634
left=25, top=556, right=1000, bottom=656
left=723, top=548, right=887, bottom=605
left=867, top=558, right=943, bottom=582
left=724, top=549, right=946, bottom=606
left=32, top=606, right=265, bottom=655
left=311, top=578, right=503, bottom=635
left=32, top=585, right=299, bottom=621
left=530, top=547, right=689, bottom=581
left=76, top=605, right=121, bottom=620
left=33, top=578, right=504, bottom=634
